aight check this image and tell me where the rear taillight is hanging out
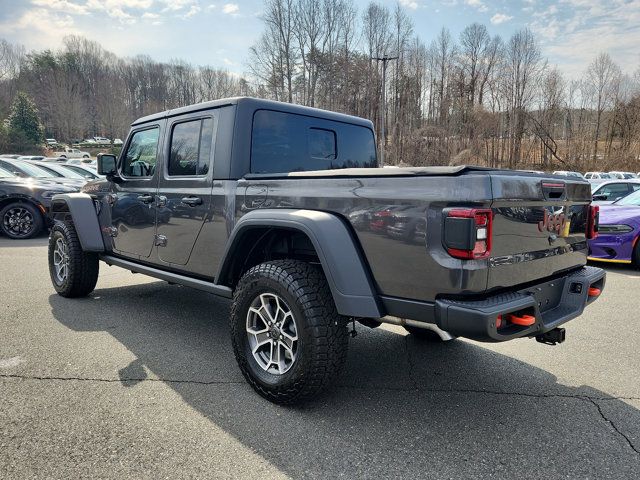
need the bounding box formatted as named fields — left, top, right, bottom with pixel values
left=587, top=205, right=599, bottom=239
left=444, top=208, right=493, bottom=259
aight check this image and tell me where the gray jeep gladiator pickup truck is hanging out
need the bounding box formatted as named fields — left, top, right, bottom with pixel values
left=47, top=97, right=605, bottom=404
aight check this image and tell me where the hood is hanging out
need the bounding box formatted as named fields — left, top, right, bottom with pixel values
left=43, top=177, right=85, bottom=188
left=0, top=177, right=76, bottom=192
left=598, top=205, right=640, bottom=225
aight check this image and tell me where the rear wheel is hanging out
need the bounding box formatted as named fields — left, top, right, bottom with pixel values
left=0, top=202, right=43, bottom=239
left=48, top=221, right=99, bottom=297
left=230, top=260, right=348, bottom=404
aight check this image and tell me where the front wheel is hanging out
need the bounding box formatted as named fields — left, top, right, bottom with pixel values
left=48, top=221, right=99, bottom=297
left=0, top=202, right=44, bottom=239
left=230, top=260, right=348, bottom=404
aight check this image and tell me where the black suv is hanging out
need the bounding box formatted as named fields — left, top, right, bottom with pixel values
left=0, top=167, right=76, bottom=239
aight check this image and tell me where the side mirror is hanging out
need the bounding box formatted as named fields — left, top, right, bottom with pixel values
left=592, top=194, right=608, bottom=201
left=97, top=153, right=117, bottom=176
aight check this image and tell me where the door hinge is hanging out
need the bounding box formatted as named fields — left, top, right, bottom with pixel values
left=154, top=234, right=167, bottom=247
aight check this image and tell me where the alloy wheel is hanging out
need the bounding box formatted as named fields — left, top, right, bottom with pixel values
left=3, top=207, right=34, bottom=237
left=246, top=293, right=299, bottom=375
left=52, top=237, right=69, bottom=284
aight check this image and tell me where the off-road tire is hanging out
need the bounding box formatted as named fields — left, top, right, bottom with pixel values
left=230, top=260, right=349, bottom=404
left=404, top=325, right=457, bottom=342
left=0, top=201, right=44, bottom=239
left=48, top=221, right=99, bottom=297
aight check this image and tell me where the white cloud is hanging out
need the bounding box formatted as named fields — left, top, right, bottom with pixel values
left=464, top=0, right=487, bottom=13
left=31, top=0, right=89, bottom=15
left=532, top=0, right=640, bottom=78
left=222, top=3, right=239, bottom=15
left=160, top=0, right=197, bottom=11
left=0, top=8, right=78, bottom=49
left=490, top=13, right=513, bottom=25
left=182, top=5, right=201, bottom=18
left=399, top=0, right=419, bottom=9
left=142, top=12, right=159, bottom=19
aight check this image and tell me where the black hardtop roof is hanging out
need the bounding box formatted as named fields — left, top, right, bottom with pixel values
left=131, top=97, right=374, bottom=128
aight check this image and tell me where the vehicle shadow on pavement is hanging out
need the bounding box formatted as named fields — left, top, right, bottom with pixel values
left=48, top=282, right=640, bottom=478
left=0, top=236, right=49, bottom=248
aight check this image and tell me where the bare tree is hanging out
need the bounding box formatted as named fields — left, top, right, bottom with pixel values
left=503, top=28, right=544, bottom=167
left=586, top=52, right=621, bottom=161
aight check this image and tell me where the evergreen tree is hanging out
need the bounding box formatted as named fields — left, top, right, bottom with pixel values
left=7, top=91, right=44, bottom=152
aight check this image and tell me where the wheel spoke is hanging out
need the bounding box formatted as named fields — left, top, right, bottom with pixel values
left=280, top=330, right=296, bottom=349
left=251, top=331, right=271, bottom=354
left=246, top=292, right=298, bottom=375
left=247, top=307, right=269, bottom=333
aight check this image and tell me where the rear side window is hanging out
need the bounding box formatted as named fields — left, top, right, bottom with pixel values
left=168, top=117, right=214, bottom=176
left=251, top=110, right=377, bottom=174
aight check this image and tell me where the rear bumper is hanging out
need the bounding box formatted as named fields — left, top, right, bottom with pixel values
left=382, top=266, right=606, bottom=342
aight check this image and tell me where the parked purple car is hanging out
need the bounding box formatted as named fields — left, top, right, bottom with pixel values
left=588, top=189, right=640, bottom=265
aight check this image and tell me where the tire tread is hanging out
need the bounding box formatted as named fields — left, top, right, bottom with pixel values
left=230, top=260, right=348, bottom=404
left=49, top=221, right=99, bottom=297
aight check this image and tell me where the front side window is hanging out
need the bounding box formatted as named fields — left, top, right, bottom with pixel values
left=121, top=127, right=160, bottom=177
left=598, top=183, right=629, bottom=199
left=168, top=117, right=214, bottom=176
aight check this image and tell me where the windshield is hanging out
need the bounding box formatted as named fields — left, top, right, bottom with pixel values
left=11, top=160, right=56, bottom=178
left=0, top=167, right=16, bottom=178
left=61, top=165, right=98, bottom=178
left=37, top=163, right=85, bottom=179
left=614, top=190, right=640, bottom=206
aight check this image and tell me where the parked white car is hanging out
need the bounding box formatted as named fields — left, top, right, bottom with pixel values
left=553, top=170, right=584, bottom=178
left=609, top=171, right=638, bottom=179
left=584, top=172, right=612, bottom=180
left=54, top=147, right=91, bottom=159
left=45, top=138, right=58, bottom=146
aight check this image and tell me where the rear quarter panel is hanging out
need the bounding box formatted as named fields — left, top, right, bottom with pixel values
left=239, top=174, right=494, bottom=302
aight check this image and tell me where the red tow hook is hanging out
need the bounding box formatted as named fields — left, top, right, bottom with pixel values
left=507, top=314, right=536, bottom=327
left=588, top=287, right=601, bottom=298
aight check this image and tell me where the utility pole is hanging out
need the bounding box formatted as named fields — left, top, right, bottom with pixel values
left=372, top=55, right=398, bottom=167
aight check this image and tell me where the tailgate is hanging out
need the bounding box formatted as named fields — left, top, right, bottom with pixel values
left=487, top=174, right=592, bottom=291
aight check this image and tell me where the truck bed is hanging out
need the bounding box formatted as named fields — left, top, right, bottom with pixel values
left=239, top=167, right=591, bottom=303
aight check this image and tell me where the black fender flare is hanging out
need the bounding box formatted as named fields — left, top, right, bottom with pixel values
left=50, top=193, right=105, bottom=252
left=217, top=209, right=383, bottom=318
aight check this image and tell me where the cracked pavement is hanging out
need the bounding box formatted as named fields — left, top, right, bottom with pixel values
left=1, top=237, right=639, bottom=478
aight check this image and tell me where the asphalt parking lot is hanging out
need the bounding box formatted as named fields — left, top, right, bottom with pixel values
left=1, top=237, right=639, bottom=479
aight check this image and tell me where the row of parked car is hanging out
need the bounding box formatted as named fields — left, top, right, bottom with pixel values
left=46, top=137, right=124, bottom=147
left=0, top=154, right=102, bottom=239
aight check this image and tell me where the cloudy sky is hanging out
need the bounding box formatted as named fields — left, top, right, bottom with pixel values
left=0, top=0, right=639, bottom=78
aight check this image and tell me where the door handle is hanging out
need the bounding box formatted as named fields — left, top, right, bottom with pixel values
left=137, top=194, right=154, bottom=204
left=181, top=196, right=202, bottom=206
